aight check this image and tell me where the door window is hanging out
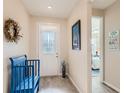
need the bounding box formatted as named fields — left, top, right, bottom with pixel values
left=42, top=31, right=56, bottom=54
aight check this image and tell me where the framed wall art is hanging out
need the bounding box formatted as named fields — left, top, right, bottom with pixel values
left=109, top=30, right=120, bottom=51
left=72, top=20, right=81, bottom=50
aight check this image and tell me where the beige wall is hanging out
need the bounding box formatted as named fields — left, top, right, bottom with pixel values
left=92, top=1, right=120, bottom=91
left=29, top=16, right=68, bottom=64
left=67, top=0, right=92, bottom=93
left=92, top=8, right=104, bottom=17
left=104, top=0, right=120, bottom=91
left=3, top=0, right=30, bottom=93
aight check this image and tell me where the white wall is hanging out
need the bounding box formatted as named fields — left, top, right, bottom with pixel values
left=104, top=0, right=120, bottom=91
left=67, top=0, right=92, bottom=93
left=3, top=0, right=30, bottom=93
left=29, top=16, right=68, bottom=67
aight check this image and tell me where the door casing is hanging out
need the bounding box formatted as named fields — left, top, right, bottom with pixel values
left=38, top=23, right=60, bottom=77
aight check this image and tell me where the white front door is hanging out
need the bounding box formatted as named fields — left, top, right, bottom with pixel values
left=39, top=23, right=60, bottom=76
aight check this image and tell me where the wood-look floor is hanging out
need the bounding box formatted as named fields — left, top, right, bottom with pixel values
left=38, top=76, right=118, bottom=93
left=39, top=76, right=79, bottom=93
left=92, top=77, right=118, bottom=93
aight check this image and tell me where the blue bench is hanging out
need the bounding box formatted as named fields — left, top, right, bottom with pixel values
left=10, top=55, right=40, bottom=93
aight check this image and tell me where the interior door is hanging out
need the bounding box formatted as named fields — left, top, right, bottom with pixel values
left=39, top=24, right=60, bottom=76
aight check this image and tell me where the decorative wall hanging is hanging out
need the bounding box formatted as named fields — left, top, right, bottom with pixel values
left=72, top=20, right=81, bottom=50
left=4, top=18, right=22, bottom=43
left=109, top=30, right=120, bottom=51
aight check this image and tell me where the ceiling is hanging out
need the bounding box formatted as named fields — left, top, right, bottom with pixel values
left=92, top=0, right=117, bottom=9
left=21, top=0, right=80, bottom=19
left=21, top=0, right=118, bottom=19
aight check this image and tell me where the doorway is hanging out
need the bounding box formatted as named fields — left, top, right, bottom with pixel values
left=91, top=16, right=104, bottom=93
left=38, top=23, right=60, bottom=77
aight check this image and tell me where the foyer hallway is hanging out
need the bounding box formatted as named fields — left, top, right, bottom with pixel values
left=39, top=76, right=118, bottom=93
left=3, top=0, right=120, bottom=93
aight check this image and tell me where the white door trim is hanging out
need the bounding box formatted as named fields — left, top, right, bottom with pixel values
left=37, top=22, right=61, bottom=76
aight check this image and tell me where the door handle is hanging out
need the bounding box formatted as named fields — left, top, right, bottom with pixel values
left=56, top=53, right=58, bottom=57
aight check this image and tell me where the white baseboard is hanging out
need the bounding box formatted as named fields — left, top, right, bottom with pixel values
left=40, top=73, right=62, bottom=77
left=102, top=81, right=120, bottom=93
left=68, top=75, right=82, bottom=93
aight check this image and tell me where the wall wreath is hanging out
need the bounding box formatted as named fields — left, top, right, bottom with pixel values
left=4, top=18, right=22, bottom=43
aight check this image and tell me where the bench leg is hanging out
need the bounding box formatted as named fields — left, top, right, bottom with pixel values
left=37, top=81, right=40, bottom=92
left=37, top=86, right=39, bottom=92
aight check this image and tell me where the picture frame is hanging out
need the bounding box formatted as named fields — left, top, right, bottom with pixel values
left=72, top=20, right=81, bottom=50
left=109, top=30, right=120, bottom=51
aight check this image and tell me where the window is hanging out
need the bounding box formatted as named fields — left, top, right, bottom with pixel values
left=42, top=31, right=56, bottom=54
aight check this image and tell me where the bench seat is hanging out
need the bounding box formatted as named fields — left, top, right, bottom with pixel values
left=10, top=55, right=40, bottom=93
